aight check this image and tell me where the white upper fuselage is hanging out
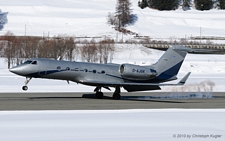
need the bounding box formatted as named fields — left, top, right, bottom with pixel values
left=10, top=58, right=172, bottom=85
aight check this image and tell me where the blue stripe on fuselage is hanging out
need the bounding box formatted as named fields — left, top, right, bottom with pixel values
left=26, top=70, right=66, bottom=78
left=25, top=61, right=183, bottom=83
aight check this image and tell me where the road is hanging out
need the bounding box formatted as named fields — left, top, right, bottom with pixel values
left=0, top=92, right=225, bottom=110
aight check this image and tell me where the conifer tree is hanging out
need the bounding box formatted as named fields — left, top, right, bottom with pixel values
left=138, top=0, right=148, bottom=9
left=218, top=0, right=225, bottom=9
left=194, top=0, right=213, bottom=10
left=115, top=0, right=132, bottom=28
left=148, top=0, right=180, bottom=11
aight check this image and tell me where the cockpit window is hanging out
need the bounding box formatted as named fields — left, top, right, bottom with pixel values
left=23, top=60, right=32, bottom=64
left=31, top=61, right=37, bottom=65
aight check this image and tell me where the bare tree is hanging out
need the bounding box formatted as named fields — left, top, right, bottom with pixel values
left=26, top=37, right=39, bottom=58
left=64, top=37, right=77, bottom=61
left=1, top=33, right=115, bottom=67
left=98, top=38, right=115, bottom=64
left=0, top=39, right=4, bottom=57
left=107, top=12, right=116, bottom=26
left=2, top=31, right=17, bottom=68
left=80, top=39, right=98, bottom=63
left=53, top=36, right=67, bottom=59
left=37, top=40, right=54, bottom=58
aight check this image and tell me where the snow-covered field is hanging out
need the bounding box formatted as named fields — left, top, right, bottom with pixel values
left=1, top=0, right=225, bottom=39
left=1, top=0, right=225, bottom=92
left=0, top=1, right=225, bottom=140
left=0, top=109, right=224, bottom=141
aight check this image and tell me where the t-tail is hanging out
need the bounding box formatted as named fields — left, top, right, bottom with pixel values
left=153, top=45, right=190, bottom=82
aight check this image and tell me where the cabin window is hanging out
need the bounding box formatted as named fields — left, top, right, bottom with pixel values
left=93, top=70, right=96, bottom=73
left=66, top=67, right=70, bottom=71
left=31, top=61, right=37, bottom=65
left=57, top=66, right=61, bottom=70
left=23, top=60, right=32, bottom=64
left=84, top=69, right=88, bottom=72
left=120, top=65, right=125, bottom=74
left=101, top=70, right=105, bottom=74
left=75, top=68, right=79, bottom=71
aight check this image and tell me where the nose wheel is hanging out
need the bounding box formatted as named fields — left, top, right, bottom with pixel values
left=22, top=77, right=32, bottom=91
left=22, top=86, right=28, bottom=91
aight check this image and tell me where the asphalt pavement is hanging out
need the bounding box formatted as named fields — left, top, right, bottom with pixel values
left=0, top=92, right=224, bottom=110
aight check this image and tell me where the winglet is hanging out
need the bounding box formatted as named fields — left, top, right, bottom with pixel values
left=178, top=72, right=191, bottom=85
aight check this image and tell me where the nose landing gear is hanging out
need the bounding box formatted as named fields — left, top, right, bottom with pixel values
left=22, top=77, right=32, bottom=91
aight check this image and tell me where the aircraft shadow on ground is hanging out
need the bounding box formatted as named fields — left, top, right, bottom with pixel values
left=81, top=94, right=195, bottom=103
left=27, top=92, right=216, bottom=104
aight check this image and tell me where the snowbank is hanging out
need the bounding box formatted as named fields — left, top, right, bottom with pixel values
left=0, top=109, right=224, bottom=141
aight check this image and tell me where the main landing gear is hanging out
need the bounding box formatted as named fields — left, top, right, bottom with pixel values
left=94, top=86, right=121, bottom=100
left=113, top=86, right=121, bottom=100
left=22, top=77, right=32, bottom=91
left=94, top=86, right=104, bottom=99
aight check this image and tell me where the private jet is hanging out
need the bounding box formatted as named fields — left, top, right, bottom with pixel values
left=9, top=45, right=191, bottom=100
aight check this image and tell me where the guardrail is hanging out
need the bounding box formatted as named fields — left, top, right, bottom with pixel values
left=142, top=44, right=225, bottom=54
left=143, top=44, right=225, bottom=50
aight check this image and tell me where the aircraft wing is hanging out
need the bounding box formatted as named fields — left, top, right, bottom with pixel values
left=79, top=72, right=191, bottom=87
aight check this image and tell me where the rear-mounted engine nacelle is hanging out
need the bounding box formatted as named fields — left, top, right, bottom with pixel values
left=119, top=64, right=157, bottom=80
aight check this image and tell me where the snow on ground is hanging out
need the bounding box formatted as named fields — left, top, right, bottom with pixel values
left=0, top=1, right=225, bottom=140
left=0, top=0, right=225, bottom=92
left=0, top=109, right=224, bottom=141
left=0, top=0, right=117, bottom=38
left=1, top=0, right=225, bottom=39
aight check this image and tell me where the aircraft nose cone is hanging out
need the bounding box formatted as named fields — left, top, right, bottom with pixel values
left=9, top=66, right=24, bottom=75
left=9, top=67, right=18, bottom=73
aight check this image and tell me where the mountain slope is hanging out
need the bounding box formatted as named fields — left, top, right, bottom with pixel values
left=1, top=0, right=225, bottom=39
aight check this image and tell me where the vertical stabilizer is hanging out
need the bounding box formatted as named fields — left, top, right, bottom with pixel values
left=153, top=45, right=189, bottom=81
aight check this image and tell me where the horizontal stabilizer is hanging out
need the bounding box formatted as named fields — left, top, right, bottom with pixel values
left=177, top=72, right=191, bottom=85
left=150, top=46, right=225, bottom=55
left=188, top=48, right=225, bottom=54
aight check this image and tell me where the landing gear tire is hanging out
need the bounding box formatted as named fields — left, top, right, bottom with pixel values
left=22, top=77, right=31, bottom=91
left=96, top=92, right=103, bottom=99
left=113, top=93, right=121, bottom=100
left=22, top=86, right=28, bottom=91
